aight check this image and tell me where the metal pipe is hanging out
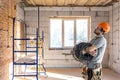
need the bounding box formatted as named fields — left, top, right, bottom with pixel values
left=12, top=18, right=15, bottom=80
left=36, top=28, right=39, bottom=80
left=111, top=5, right=114, bottom=68
left=38, top=7, right=39, bottom=34
left=118, top=1, right=120, bottom=60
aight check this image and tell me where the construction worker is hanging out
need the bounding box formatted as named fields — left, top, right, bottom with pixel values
left=82, top=22, right=110, bottom=80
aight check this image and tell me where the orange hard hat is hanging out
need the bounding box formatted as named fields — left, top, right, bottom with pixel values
left=98, top=22, right=110, bottom=33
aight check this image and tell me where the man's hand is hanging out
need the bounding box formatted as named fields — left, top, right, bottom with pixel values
left=82, top=49, right=87, bottom=54
left=82, top=45, right=97, bottom=56
left=89, top=50, right=97, bottom=56
left=82, top=49, right=97, bottom=56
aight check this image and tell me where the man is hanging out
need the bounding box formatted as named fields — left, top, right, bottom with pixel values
left=82, top=22, right=110, bottom=80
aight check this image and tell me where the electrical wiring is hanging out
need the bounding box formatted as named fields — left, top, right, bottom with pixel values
left=71, top=42, right=93, bottom=63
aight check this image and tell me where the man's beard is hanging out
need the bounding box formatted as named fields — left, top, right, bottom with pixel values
left=94, top=31, right=100, bottom=35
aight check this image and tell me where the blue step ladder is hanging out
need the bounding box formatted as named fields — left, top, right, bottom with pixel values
left=12, top=18, right=39, bottom=80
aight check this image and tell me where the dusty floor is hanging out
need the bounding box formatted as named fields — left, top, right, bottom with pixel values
left=14, top=68, right=120, bottom=80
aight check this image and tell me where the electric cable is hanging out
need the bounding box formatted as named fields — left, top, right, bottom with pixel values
left=71, top=42, right=93, bottom=63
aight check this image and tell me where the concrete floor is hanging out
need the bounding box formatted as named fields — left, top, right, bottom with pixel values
left=14, top=68, right=120, bottom=80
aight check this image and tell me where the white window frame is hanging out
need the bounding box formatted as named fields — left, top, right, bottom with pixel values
left=49, top=16, right=91, bottom=50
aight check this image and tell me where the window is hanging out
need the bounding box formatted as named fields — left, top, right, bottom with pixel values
left=50, top=19, right=62, bottom=48
left=64, top=20, right=74, bottom=47
left=50, top=16, right=91, bottom=49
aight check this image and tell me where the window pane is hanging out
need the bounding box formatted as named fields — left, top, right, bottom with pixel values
left=50, top=19, right=62, bottom=48
left=76, top=19, right=88, bottom=44
left=64, top=20, right=74, bottom=47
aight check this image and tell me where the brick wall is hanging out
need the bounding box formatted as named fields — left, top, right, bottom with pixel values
left=0, top=0, right=16, bottom=80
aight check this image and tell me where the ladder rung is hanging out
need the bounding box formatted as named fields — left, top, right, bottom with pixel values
left=26, top=34, right=36, bottom=35
left=26, top=47, right=40, bottom=48
left=14, top=51, right=37, bottom=52
left=14, top=38, right=36, bottom=40
left=14, top=63, right=37, bottom=65
left=14, top=75, right=37, bottom=76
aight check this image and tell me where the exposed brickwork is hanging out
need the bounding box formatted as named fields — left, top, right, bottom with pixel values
left=0, top=0, right=16, bottom=80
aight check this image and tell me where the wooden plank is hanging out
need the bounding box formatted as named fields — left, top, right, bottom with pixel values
left=57, top=0, right=64, bottom=6
left=34, top=0, right=42, bottom=5
left=29, top=0, right=36, bottom=5
left=20, top=22, right=25, bottom=51
left=41, top=0, right=46, bottom=5
left=96, top=0, right=108, bottom=5
left=103, top=0, right=112, bottom=5
left=64, top=0, right=68, bottom=5
left=45, top=0, right=53, bottom=5
left=77, top=0, right=89, bottom=6
left=84, top=0, right=100, bottom=5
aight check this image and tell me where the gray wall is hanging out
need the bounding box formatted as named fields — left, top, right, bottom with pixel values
left=17, top=3, right=24, bottom=21
left=24, top=7, right=109, bottom=68
left=16, top=3, right=24, bottom=50
left=108, top=2, right=120, bottom=73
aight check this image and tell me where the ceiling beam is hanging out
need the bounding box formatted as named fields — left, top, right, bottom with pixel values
left=64, top=0, right=69, bottom=5
left=84, top=0, right=91, bottom=5
left=90, top=0, right=100, bottom=6
left=104, top=0, right=119, bottom=6
left=74, top=0, right=79, bottom=5
left=24, top=4, right=107, bottom=7
left=41, top=0, right=46, bottom=6
left=56, top=0, right=58, bottom=5
left=53, top=0, right=57, bottom=5
left=70, top=0, right=73, bottom=4
left=20, top=0, right=30, bottom=6
left=95, top=0, right=104, bottom=5
left=28, top=0, right=35, bottom=5
left=103, top=0, right=112, bottom=5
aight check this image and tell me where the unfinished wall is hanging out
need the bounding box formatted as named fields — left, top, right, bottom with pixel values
left=16, top=3, right=24, bottom=21
left=0, top=0, right=16, bottom=80
left=24, top=7, right=109, bottom=68
left=16, top=3, right=25, bottom=51
left=108, top=2, right=120, bottom=73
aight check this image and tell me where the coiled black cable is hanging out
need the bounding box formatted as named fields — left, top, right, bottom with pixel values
left=71, top=42, right=93, bottom=63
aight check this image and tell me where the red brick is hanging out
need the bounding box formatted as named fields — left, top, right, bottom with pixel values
left=0, top=0, right=16, bottom=80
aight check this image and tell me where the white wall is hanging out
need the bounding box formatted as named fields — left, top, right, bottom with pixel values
left=108, top=2, right=120, bottom=73
left=24, top=7, right=109, bottom=68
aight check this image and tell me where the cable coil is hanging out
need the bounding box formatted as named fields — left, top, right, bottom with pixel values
left=71, top=42, right=93, bottom=63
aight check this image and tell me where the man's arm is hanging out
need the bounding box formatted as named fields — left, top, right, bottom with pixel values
left=82, top=45, right=97, bottom=56
left=82, top=37, right=105, bottom=56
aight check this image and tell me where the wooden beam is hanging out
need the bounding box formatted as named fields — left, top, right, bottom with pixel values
left=70, top=0, right=72, bottom=4
left=95, top=0, right=104, bottom=5
left=74, top=0, right=79, bottom=4
left=64, top=0, right=69, bottom=5
left=103, top=0, right=112, bottom=5
left=56, top=0, right=58, bottom=5
left=34, top=0, right=42, bottom=5
left=29, top=0, right=35, bottom=5
left=84, top=0, right=91, bottom=5
left=0, top=0, right=2, bottom=7
left=104, top=0, right=119, bottom=6
left=53, top=0, right=57, bottom=5
left=42, top=0, right=46, bottom=6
